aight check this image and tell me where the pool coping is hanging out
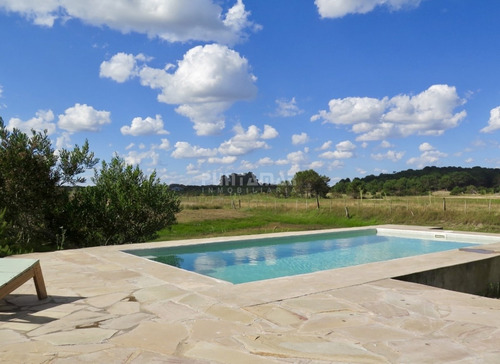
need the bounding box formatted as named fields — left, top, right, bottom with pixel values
left=2, top=224, right=500, bottom=362
left=117, top=224, right=500, bottom=305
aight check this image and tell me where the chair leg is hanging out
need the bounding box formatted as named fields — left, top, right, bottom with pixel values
left=32, top=261, right=48, bottom=300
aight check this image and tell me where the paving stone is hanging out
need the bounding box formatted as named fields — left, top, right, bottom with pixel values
left=189, top=319, right=260, bottom=342
left=206, top=304, right=256, bottom=325
left=110, top=321, right=188, bottom=356
left=388, top=337, right=474, bottom=363
left=237, top=334, right=387, bottom=362
left=32, top=327, right=117, bottom=345
left=298, top=312, right=374, bottom=334
left=0, top=329, right=29, bottom=347
left=50, top=347, right=138, bottom=363
left=85, top=292, right=131, bottom=308
left=244, top=304, right=307, bottom=327
left=333, top=323, right=416, bottom=343
left=107, top=300, right=141, bottom=315
left=283, top=296, right=356, bottom=314
left=133, top=285, right=187, bottom=303
left=1, top=228, right=499, bottom=362
left=184, top=341, right=281, bottom=364
left=99, top=312, right=154, bottom=330
left=142, top=300, right=201, bottom=322
left=27, top=309, right=116, bottom=337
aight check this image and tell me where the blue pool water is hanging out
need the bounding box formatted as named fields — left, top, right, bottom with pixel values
left=125, top=229, right=477, bottom=284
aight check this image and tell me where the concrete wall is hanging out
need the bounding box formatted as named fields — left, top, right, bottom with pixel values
left=396, top=255, right=500, bottom=298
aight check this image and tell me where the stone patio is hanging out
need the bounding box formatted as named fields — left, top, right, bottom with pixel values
left=1, top=225, right=500, bottom=363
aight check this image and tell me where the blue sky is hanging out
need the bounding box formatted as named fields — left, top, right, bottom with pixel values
left=1, top=0, right=500, bottom=186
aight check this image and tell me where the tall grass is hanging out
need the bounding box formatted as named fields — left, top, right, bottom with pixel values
left=155, top=194, right=500, bottom=241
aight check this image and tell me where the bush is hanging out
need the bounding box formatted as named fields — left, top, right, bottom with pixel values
left=69, top=157, right=181, bottom=246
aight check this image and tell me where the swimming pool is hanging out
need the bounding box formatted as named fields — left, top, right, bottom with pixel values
left=125, top=228, right=480, bottom=284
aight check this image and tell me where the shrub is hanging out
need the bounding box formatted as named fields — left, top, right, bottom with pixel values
left=69, top=157, right=181, bottom=246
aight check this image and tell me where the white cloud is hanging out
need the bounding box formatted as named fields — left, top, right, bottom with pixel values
left=480, top=106, right=500, bottom=133
left=407, top=143, right=447, bottom=168
left=257, top=157, right=275, bottom=166
left=371, top=150, right=405, bottom=162
left=218, top=124, right=276, bottom=156
left=312, top=85, right=466, bottom=141
left=286, top=150, right=306, bottom=164
left=120, top=115, right=168, bottom=136
left=171, top=142, right=217, bottom=159
left=418, top=142, right=434, bottom=152
left=328, top=160, right=344, bottom=170
left=315, top=0, right=422, bottom=18
left=309, top=161, right=324, bottom=169
left=320, top=140, right=356, bottom=159
left=124, top=150, right=159, bottom=166
left=157, top=138, right=171, bottom=151
left=56, top=132, right=72, bottom=150
left=104, top=44, right=257, bottom=135
left=0, top=0, right=259, bottom=44
left=58, top=103, right=111, bottom=133
left=273, top=97, right=304, bottom=117
left=317, top=140, right=332, bottom=150
left=379, top=140, right=393, bottom=148
left=7, top=109, right=56, bottom=135
left=261, top=124, right=279, bottom=139
left=465, top=157, right=474, bottom=164
left=292, top=132, right=309, bottom=145
left=207, top=156, right=237, bottom=164
left=99, top=53, right=146, bottom=83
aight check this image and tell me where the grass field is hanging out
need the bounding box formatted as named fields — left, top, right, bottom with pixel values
left=155, top=193, right=500, bottom=241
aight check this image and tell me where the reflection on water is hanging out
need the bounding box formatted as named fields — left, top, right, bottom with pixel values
left=140, top=231, right=476, bottom=284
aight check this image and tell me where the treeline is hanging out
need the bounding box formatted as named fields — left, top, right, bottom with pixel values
left=0, top=118, right=181, bottom=256
left=332, top=166, right=500, bottom=197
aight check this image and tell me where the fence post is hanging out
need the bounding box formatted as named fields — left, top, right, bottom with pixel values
left=443, top=198, right=446, bottom=211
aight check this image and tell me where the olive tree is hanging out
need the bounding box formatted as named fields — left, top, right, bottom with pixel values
left=70, top=156, right=181, bottom=246
left=0, top=117, right=98, bottom=253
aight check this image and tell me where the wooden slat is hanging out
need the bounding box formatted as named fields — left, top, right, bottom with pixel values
left=0, top=259, right=47, bottom=300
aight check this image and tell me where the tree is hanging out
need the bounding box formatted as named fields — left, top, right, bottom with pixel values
left=292, top=169, right=330, bottom=208
left=0, top=117, right=98, bottom=252
left=275, top=180, right=293, bottom=198
left=70, top=157, right=181, bottom=246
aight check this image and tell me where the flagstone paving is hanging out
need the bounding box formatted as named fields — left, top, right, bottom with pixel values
left=1, top=226, right=499, bottom=363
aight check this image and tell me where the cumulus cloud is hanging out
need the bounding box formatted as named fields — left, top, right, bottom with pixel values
left=120, top=115, right=168, bottom=136
left=315, top=0, right=422, bottom=18
left=407, top=142, right=447, bottom=168
left=99, top=53, right=147, bottom=83
left=124, top=149, right=159, bottom=166
left=371, top=150, right=405, bottom=162
left=0, top=0, right=259, bottom=44
left=312, top=85, right=466, bottom=141
left=171, top=142, right=217, bottom=159
left=157, top=138, right=171, bottom=151
left=6, top=109, right=56, bottom=135
left=319, top=140, right=356, bottom=159
left=218, top=124, right=278, bottom=156
left=292, top=132, right=309, bottom=145
left=480, top=106, right=500, bottom=133
left=317, top=141, right=333, bottom=151
left=379, top=140, right=393, bottom=148
left=58, top=103, right=111, bottom=133
left=273, top=97, right=304, bottom=117
left=261, top=124, right=279, bottom=139
left=207, top=156, right=237, bottom=164
left=102, top=44, right=257, bottom=135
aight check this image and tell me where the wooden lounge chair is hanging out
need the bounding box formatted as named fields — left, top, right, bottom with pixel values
left=0, top=258, right=47, bottom=300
